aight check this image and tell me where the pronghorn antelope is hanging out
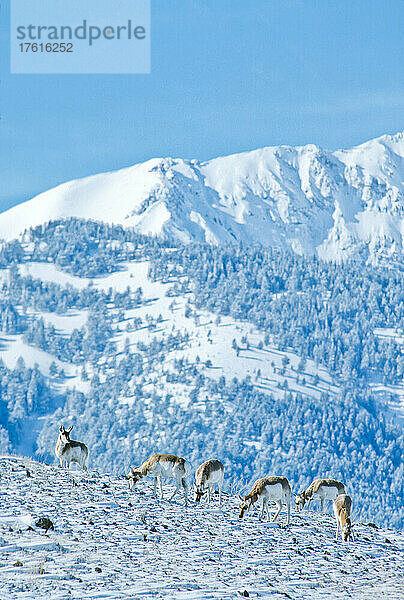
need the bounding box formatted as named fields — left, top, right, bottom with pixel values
left=194, top=459, right=224, bottom=505
left=238, top=476, right=291, bottom=524
left=295, top=478, right=345, bottom=512
left=55, top=425, right=88, bottom=470
left=333, top=494, right=355, bottom=542
left=127, top=454, right=191, bottom=506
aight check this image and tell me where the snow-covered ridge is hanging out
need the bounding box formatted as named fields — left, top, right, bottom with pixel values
left=1, top=457, right=403, bottom=600
left=1, top=131, right=404, bottom=265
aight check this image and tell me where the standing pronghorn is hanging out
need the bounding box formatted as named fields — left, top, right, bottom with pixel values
left=333, top=494, right=355, bottom=542
left=55, top=425, right=88, bottom=470
left=238, top=476, right=291, bottom=525
left=127, top=454, right=191, bottom=506
left=194, top=459, right=224, bottom=505
left=295, top=478, right=345, bottom=512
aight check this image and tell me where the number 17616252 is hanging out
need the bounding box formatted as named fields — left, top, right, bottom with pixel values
left=19, top=42, right=73, bottom=52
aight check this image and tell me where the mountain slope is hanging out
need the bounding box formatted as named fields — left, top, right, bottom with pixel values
left=1, top=456, right=403, bottom=600
left=1, top=132, right=404, bottom=264
left=0, top=223, right=403, bottom=529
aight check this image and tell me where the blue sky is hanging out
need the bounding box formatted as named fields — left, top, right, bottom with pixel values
left=1, top=0, right=404, bottom=211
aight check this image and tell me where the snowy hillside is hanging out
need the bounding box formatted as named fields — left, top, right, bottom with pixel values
left=0, top=456, right=403, bottom=600
left=1, top=132, right=404, bottom=265
left=9, top=259, right=337, bottom=402
left=0, top=221, right=402, bottom=529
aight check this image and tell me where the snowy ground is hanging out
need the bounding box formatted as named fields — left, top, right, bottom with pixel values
left=0, top=457, right=403, bottom=600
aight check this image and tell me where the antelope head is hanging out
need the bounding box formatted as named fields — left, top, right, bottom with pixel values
left=294, top=493, right=305, bottom=511
left=193, top=484, right=207, bottom=503
left=59, top=425, right=73, bottom=444
left=238, top=495, right=249, bottom=519
left=127, top=467, right=143, bottom=490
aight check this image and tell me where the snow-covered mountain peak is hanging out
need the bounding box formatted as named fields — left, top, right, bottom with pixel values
left=1, top=131, right=404, bottom=265
left=372, top=129, right=404, bottom=154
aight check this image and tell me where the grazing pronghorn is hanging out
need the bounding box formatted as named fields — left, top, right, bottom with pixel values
left=127, top=454, right=191, bottom=506
left=238, top=476, right=291, bottom=525
left=55, top=425, right=88, bottom=470
left=295, top=478, right=345, bottom=512
left=194, top=459, right=224, bottom=505
left=333, top=494, right=355, bottom=542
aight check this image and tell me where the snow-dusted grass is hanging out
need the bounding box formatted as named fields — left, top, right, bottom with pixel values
left=0, top=457, right=403, bottom=600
